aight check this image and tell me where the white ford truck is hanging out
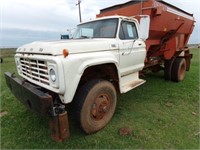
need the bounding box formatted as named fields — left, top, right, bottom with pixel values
left=5, top=16, right=150, bottom=141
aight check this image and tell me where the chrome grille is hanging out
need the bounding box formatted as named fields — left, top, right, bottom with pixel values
left=20, top=58, right=49, bottom=85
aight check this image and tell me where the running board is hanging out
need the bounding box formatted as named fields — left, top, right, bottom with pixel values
left=120, top=72, right=146, bottom=93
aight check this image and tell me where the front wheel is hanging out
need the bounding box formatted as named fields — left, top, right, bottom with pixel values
left=73, top=79, right=117, bottom=134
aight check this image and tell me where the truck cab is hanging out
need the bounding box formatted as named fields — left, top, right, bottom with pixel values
left=72, top=16, right=148, bottom=92
left=5, top=0, right=195, bottom=142
left=5, top=15, right=150, bottom=141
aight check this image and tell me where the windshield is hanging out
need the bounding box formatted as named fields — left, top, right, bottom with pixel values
left=72, top=18, right=118, bottom=39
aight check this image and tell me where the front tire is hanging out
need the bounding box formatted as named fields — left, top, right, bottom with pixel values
left=73, top=79, right=117, bottom=134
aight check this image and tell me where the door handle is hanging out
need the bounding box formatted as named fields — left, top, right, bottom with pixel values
left=138, top=43, right=142, bottom=46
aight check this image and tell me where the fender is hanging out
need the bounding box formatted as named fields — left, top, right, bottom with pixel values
left=60, top=51, right=120, bottom=104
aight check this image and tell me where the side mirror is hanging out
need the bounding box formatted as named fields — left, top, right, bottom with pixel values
left=139, top=16, right=150, bottom=40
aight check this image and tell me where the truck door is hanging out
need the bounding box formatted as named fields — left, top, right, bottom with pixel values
left=118, top=20, right=146, bottom=76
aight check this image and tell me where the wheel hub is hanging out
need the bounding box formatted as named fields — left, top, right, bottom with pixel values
left=91, top=94, right=111, bottom=120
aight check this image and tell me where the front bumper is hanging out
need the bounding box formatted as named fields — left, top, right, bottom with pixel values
left=4, top=72, right=53, bottom=116
left=5, top=72, right=70, bottom=142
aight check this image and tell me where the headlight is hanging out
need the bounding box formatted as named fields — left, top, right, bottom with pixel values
left=50, top=68, right=56, bottom=82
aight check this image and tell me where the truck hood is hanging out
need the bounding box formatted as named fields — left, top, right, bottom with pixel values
left=16, top=39, right=118, bottom=55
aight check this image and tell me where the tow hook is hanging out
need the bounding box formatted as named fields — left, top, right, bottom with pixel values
left=49, top=104, right=70, bottom=142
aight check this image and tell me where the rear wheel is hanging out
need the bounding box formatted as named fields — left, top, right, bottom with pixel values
left=73, top=79, right=117, bottom=134
left=164, top=58, right=175, bottom=80
left=171, top=58, right=186, bottom=82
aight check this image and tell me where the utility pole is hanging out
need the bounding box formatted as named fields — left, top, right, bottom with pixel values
left=76, top=0, right=82, bottom=23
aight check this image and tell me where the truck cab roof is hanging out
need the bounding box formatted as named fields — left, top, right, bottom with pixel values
left=78, top=15, right=138, bottom=26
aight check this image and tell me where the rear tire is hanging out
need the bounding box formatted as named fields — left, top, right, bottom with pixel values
left=73, top=79, right=117, bottom=134
left=164, top=58, right=174, bottom=80
left=171, top=58, right=186, bottom=82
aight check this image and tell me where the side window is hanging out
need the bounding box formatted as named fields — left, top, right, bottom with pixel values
left=119, top=21, right=138, bottom=40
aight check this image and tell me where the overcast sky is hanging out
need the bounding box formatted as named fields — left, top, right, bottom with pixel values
left=0, top=0, right=199, bottom=48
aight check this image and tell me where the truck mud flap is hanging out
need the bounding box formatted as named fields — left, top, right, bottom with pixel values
left=4, top=72, right=53, bottom=116
left=50, top=111, right=70, bottom=142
